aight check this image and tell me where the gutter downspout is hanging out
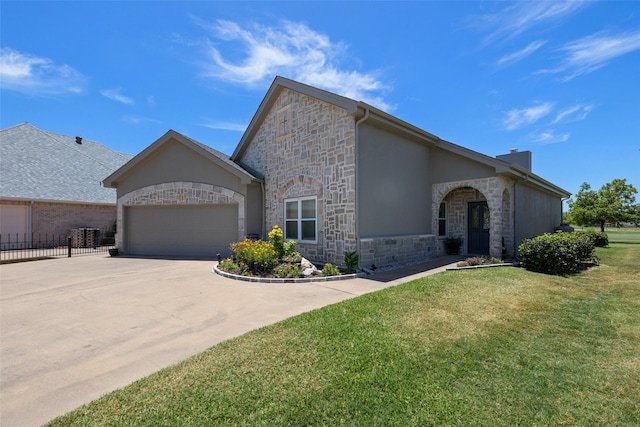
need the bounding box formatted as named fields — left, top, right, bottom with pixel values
left=561, top=195, right=571, bottom=225
left=29, top=200, right=34, bottom=247
left=260, top=181, right=266, bottom=239
left=354, top=108, right=370, bottom=270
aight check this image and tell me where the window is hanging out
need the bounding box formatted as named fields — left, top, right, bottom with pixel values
left=285, top=197, right=317, bottom=242
left=438, top=202, right=447, bottom=236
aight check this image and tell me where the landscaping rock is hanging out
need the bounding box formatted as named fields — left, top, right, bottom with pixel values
left=300, top=257, right=319, bottom=276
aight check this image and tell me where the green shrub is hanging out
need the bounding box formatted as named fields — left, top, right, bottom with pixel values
left=273, top=263, right=300, bottom=278
left=282, top=240, right=298, bottom=257
left=218, top=258, right=242, bottom=274
left=231, top=239, right=278, bottom=273
left=580, top=230, right=609, bottom=247
left=322, top=263, right=340, bottom=276
left=518, top=231, right=597, bottom=276
left=344, top=250, right=359, bottom=274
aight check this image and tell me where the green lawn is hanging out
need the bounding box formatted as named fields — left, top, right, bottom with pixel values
left=48, top=240, right=640, bottom=426
left=605, top=228, right=640, bottom=244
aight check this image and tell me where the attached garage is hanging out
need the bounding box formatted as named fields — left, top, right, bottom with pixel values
left=103, top=130, right=263, bottom=259
left=0, top=204, right=28, bottom=249
left=125, top=204, right=237, bottom=258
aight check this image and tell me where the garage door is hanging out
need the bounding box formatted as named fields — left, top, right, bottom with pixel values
left=124, top=204, right=237, bottom=258
left=0, top=205, right=28, bottom=249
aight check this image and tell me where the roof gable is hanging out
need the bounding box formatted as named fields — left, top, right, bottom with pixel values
left=0, top=123, right=133, bottom=204
left=231, top=76, right=360, bottom=160
left=103, top=129, right=259, bottom=188
left=230, top=76, right=569, bottom=198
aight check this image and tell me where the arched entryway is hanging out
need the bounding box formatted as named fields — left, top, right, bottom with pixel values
left=433, top=177, right=514, bottom=258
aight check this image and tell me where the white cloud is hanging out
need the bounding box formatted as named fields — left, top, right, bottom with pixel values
left=101, top=88, right=135, bottom=105
left=122, top=115, right=161, bottom=125
left=530, top=129, right=570, bottom=145
left=496, top=40, right=546, bottom=67
left=503, top=102, right=555, bottom=131
left=0, top=47, right=86, bottom=95
left=200, top=120, right=247, bottom=132
left=540, top=31, right=640, bottom=81
left=193, top=18, right=393, bottom=111
left=552, top=103, right=594, bottom=124
left=474, top=1, right=586, bottom=44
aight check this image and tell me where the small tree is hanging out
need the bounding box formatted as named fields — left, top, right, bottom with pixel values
left=567, top=178, right=638, bottom=232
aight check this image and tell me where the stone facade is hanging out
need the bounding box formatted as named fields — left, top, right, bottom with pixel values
left=116, top=181, right=244, bottom=250
left=359, top=234, right=437, bottom=269
left=238, top=89, right=357, bottom=265
left=433, top=176, right=514, bottom=258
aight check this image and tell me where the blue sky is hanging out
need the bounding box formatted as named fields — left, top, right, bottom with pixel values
left=1, top=1, right=639, bottom=199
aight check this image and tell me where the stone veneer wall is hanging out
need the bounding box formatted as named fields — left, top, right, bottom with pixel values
left=359, top=234, right=437, bottom=269
left=433, top=176, right=514, bottom=258
left=116, top=181, right=244, bottom=251
left=238, top=88, right=357, bottom=265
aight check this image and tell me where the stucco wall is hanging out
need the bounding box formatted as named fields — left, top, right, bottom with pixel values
left=237, top=88, right=357, bottom=265
left=514, top=181, right=563, bottom=247
left=357, top=122, right=431, bottom=236
left=430, top=146, right=496, bottom=182
left=114, top=139, right=244, bottom=197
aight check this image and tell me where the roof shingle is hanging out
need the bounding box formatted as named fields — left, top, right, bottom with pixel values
left=0, top=123, right=133, bottom=204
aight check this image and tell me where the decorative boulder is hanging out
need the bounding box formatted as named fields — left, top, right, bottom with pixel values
left=300, top=257, right=319, bottom=276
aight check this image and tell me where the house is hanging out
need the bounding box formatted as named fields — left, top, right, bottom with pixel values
left=0, top=123, right=133, bottom=247
left=103, top=76, right=570, bottom=267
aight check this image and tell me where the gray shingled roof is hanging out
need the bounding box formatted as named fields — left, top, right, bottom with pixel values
left=0, top=123, right=133, bottom=204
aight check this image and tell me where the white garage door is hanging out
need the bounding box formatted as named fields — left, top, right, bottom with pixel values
left=125, top=204, right=237, bottom=258
left=0, top=205, right=28, bottom=249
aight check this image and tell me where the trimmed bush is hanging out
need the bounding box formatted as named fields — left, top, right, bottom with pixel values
left=580, top=230, right=609, bottom=247
left=322, top=263, right=340, bottom=277
left=518, top=231, right=597, bottom=276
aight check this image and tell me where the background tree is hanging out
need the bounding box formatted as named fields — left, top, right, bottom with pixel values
left=567, top=179, right=638, bottom=231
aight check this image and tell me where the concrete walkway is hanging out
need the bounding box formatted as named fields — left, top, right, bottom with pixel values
left=0, top=254, right=461, bottom=426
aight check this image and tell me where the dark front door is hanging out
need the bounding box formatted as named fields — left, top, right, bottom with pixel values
left=468, top=201, right=490, bottom=255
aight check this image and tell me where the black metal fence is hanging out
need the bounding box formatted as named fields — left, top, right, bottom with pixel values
left=0, top=228, right=116, bottom=263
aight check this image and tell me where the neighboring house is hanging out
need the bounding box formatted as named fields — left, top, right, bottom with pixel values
left=0, top=123, right=133, bottom=247
left=104, top=76, right=570, bottom=267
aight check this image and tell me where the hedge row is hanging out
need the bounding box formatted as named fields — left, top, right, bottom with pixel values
left=518, top=231, right=601, bottom=276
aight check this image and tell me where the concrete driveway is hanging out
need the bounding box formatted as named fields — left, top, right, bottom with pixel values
left=0, top=254, right=458, bottom=426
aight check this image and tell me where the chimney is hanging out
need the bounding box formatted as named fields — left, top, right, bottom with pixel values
left=75, top=136, right=82, bottom=144
left=497, top=149, right=532, bottom=171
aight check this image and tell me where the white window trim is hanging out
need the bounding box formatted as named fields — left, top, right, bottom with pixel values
left=284, top=196, right=318, bottom=244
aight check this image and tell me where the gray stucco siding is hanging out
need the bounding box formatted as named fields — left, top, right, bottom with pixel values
left=114, top=139, right=244, bottom=197
left=430, top=146, right=496, bottom=183
left=357, top=123, right=431, bottom=237
left=245, top=183, right=264, bottom=237
left=514, top=182, right=563, bottom=246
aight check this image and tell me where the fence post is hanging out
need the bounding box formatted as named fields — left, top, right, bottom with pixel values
left=68, top=236, right=72, bottom=258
